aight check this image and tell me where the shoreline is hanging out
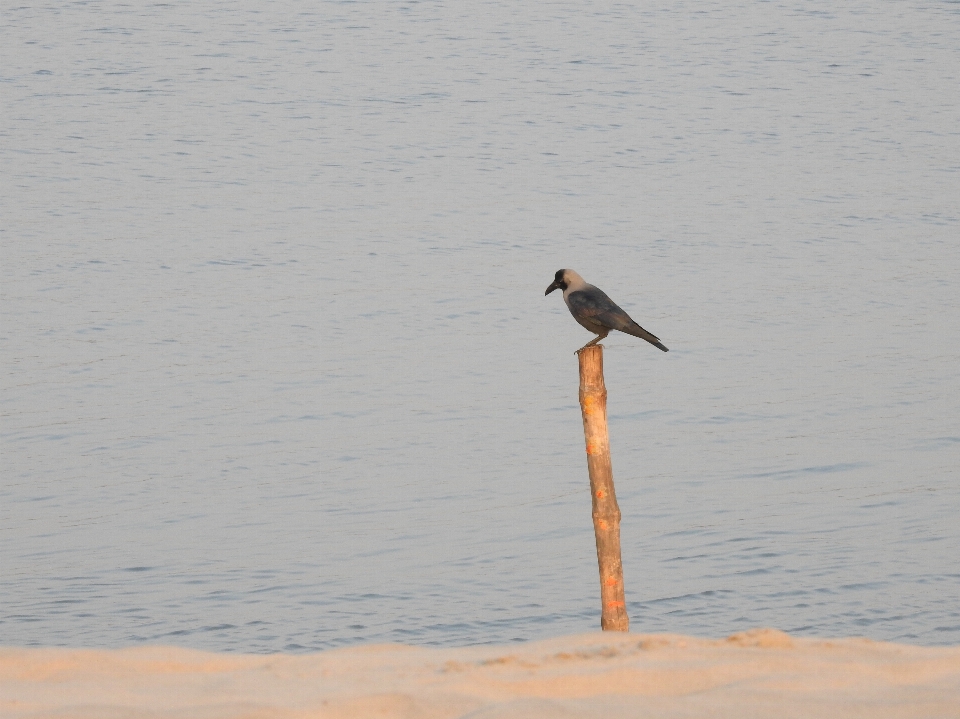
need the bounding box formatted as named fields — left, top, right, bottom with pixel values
left=4, top=628, right=960, bottom=718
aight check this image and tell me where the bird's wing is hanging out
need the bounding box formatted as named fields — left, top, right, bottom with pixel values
left=568, top=287, right=669, bottom=351
left=566, top=288, right=638, bottom=332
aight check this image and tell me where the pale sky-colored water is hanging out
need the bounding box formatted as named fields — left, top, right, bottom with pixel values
left=2, top=1, right=959, bottom=652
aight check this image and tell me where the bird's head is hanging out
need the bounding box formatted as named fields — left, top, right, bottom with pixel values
left=546, top=269, right=586, bottom=295
left=545, top=269, right=569, bottom=296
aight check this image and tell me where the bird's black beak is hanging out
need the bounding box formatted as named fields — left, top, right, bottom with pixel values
left=545, top=281, right=561, bottom=296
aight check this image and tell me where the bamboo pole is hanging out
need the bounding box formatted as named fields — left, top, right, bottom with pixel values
left=577, top=344, right=629, bottom=631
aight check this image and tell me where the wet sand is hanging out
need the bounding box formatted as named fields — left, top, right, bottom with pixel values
left=3, top=629, right=959, bottom=718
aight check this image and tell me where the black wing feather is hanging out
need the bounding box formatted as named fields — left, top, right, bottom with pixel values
left=567, top=288, right=669, bottom=351
left=567, top=288, right=638, bottom=333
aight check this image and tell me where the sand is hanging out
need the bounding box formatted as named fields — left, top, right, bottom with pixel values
left=3, top=629, right=959, bottom=718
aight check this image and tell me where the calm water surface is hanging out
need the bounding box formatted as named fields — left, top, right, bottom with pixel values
left=2, top=1, right=959, bottom=652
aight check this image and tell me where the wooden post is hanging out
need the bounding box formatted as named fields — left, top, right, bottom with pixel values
left=577, top=345, right=629, bottom=631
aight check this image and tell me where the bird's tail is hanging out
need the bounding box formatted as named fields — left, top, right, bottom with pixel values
left=626, top=323, right=669, bottom=352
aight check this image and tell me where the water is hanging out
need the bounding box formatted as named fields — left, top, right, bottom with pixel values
left=2, top=0, right=959, bottom=653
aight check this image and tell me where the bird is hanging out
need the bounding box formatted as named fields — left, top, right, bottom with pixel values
left=545, top=269, right=669, bottom=353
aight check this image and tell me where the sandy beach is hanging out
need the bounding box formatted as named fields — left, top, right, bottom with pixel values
left=3, top=629, right=959, bottom=718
